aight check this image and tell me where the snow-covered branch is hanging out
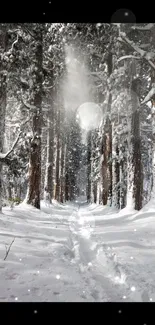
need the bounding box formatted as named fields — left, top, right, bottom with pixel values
left=10, top=34, right=19, bottom=52
left=131, top=24, right=154, bottom=31
left=141, top=84, right=155, bottom=104
left=118, top=32, right=155, bottom=70
left=21, top=97, right=39, bottom=111
left=118, top=33, right=145, bottom=56
left=0, top=118, right=30, bottom=161
left=117, top=55, right=141, bottom=63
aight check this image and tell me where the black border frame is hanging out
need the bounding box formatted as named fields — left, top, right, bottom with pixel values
left=0, top=302, right=155, bottom=324
left=0, top=3, right=155, bottom=324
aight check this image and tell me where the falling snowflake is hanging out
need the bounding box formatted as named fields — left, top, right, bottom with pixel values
left=150, top=298, right=153, bottom=302
left=19, top=258, right=22, bottom=261
left=88, top=262, right=92, bottom=266
left=28, top=289, right=30, bottom=292
left=123, top=295, right=126, bottom=299
left=130, top=256, right=133, bottom=260
left=118, top=310, right=122, bottom=313
left=15, top=297, right=18, bottom=301
left=56, top=274, right=60, bottom=280
left=37, top=271, right=40, bottom=274
left=131, top=286, right=136, bottom=292
left=34, top=310, right=38, bottom=314
left=134, top=229, right=137, bottom=232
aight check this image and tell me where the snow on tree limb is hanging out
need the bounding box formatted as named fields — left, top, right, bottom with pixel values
left=141, top=84, right=155, bottom=104
left=10, top=34, right=19, bottom=52
left=0, top=118, right=30, bottom=161
left=118, top=33, right=146, bottom=56
left=118, top=33, right=155, bottom=70
left=117, top=55, right=141, bottom=62
left=21, top=97, right=39, bottom=111
left=131, top=24, right=154, bottom=31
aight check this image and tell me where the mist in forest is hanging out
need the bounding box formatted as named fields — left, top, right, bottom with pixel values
left=63, top=44, right=103, bottom=139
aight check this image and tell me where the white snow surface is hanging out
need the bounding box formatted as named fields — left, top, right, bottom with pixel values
left=0, top=197, right=155, bottom=302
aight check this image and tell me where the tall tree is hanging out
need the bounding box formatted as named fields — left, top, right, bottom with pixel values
left=26, top=25, right=43, bottom=209
left=0, top=24, right=8, bottom=211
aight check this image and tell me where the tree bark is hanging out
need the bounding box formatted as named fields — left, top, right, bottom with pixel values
left=44, top=103, right=54, bottom=202
left=0, top=25, right=8, bottom=211
left=55, top=107, right=60, bottom=201
left=26, top=29, right=43, bottom=209
left=131, top=109, right=143, bottom=210
left=87, top=131, right=91, bottom=203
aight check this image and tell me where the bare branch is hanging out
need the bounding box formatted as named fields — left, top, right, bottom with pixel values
left=4, top=238, right=15, bottom=261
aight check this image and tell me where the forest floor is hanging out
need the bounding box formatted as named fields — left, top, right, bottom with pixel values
left=0, top=197, right=155, bottom=302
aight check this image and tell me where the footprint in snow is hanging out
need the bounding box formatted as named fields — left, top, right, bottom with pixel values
left=53, top=291, right=60, bottom=295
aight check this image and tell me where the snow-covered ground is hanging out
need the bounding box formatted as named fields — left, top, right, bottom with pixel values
left=0, top=198, right=155, bottom=302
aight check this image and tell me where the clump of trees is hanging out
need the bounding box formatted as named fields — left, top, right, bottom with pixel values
left=0, top=23, right=155, bottom=212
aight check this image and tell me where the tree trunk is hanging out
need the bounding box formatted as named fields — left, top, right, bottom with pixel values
left=120, top=139, right=127, bottom=209
left=102, top=133, right=108, bottom=205
left=0, top=25, right=8, bottom=211
left=115, top=142, right=120, bottom=209
left=132, top=109, right=143, bottom=210
left=93, top=181, right=97, bottom=203
left=55, top=107, right=60, bottom=201
left=44, top=104, right=54, bottom=203
left=87, top=131, right=91, bottom=203
left=26, top=30, right=43, bottom=209
left=60, top=141, right=65, bottom=203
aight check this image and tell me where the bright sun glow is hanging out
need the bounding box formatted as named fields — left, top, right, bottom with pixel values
left=77, top=102, right=102, bottom=131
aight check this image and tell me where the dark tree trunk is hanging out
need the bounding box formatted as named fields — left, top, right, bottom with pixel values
left=87, top=131, right=91, bottom=203
left=107, top=118, right=112, bottom=205
left=120, top=140, right=127, bottom=209
left=102, top=133, right=108, bottom=205
left=26, top=30, right=43, bottom=209
left=132, top=109, right=143, bottom=210
left=0, top=25, right=8, bottom=211
left=115, top=143, right=120, bottom=209
left=55, top=108, right=60, bottom=201
left=93, top=181, right=97, bottom=203
left=44, top=100, right=54, bottom=202
left=60, top=138, right=65, bottom=203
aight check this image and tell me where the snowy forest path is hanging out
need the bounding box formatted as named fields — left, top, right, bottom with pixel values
left=68, top=202, right=131, bottom=302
